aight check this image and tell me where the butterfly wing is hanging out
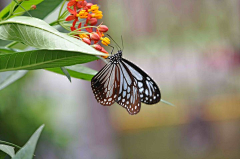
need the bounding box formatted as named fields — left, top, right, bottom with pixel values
left=91, top=62, right=120, bottom=106
left=121, top=58, right=161, bottom=104
left=116, top=61, right=141, bottom=115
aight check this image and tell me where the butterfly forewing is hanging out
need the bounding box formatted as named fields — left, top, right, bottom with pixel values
left=122, top=58, right=161, bottom=104
left=91, top=51, right=161, bottom=115
left=116, top=63, right=141, bottom=115
left=91, top=63, right=120, bottom=106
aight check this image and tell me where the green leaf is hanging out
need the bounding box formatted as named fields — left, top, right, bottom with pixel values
left=0, top=53, right=28, bottom=90
left=0, top=47, right=16, bottom=54
left=0, top=40, right=11, bottom=47
left=0, top=151, right=6, bottom=159
left=0, top=144, right=15, bottom=158
left=0, top=0, right=63, bottom=47
left=0, top=141, right=21, bottom=150
left=0, top=49, right=98, bottom=72
left=0, top=16, right=105, bottom=56
left=61, top=67, right=72, bottom=82
left=12, top=125, right=44, bottom=159
left=0, top=0, right=43, bottom=20
left=25, top=0, right=63, bottom=19
left=46, top=65, right=97, bottom=81
left=0, top=71, right=27, bottom=90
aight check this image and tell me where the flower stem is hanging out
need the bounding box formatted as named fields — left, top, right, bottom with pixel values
left=12, top=11, right=27, bottom=15
left=59, top=22, right=71, bottom=31
left=59, top=10, right=69, bottom=20
left=4, top=2, right=17, bottom=20
left=49, top=20, right=59, bottom=26
left=13, top=0, right=32, bottom=17
left=6, top=41, right=18, bottom=48
left=68, top=31, right=89, bottom=35
left=72, top=26, right=98, bottom=33
left=58, top=0, right=68, bottom=20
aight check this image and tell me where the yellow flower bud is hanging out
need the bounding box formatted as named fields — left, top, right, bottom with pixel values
left=90, top=4, right=99, bottom=13
left=78, top=10, right=88, bottom=19
left=92, top=10, right=103, bottom=19
left=101, top=37, right=110, bottom=46
left=79, top=33, right=89, bottom=39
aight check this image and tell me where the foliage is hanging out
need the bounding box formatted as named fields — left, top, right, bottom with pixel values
left=0, top=0, right=108, bottom=158
left=0, top=0, right=109, bottom=91
left=0, top=125, right=44, bottom=159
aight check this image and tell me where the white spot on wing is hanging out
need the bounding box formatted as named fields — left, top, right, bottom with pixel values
left=145, top=89, right=149, bottom=96
left=123, top=91, right=126, bottom=97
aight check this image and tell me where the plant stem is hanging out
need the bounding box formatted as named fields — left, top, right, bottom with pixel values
left=59, top=22, right=71, bottom=31
left=75, top=26, right=98, bottom=31
left=5, top=1, right=17, bottom=20
left=49, top=20, right=59, bottom=26
left=69, top=31, right=89, bottom=35
left=6, top=41, right=18, bottom=48
left=12, top=11, right=26, bottom=15
left=58, top=0, right=67, bottom=20
left=13, top=0, right=32, bottom=17
left=59, top=10, right=69, bottom=20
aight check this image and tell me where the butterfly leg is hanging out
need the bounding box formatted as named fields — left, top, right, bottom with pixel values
left=109, top=45, right=115, bottom=55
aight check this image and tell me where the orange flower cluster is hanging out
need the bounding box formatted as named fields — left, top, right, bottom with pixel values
left=65, top=0, right=110, bottom=57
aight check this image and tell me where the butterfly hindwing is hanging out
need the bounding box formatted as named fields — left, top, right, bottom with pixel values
left=122, top=58, right=161, bottom=104
left=116, top=62, right=141, bottom=115
left=91, top=51, right=161, bottom=115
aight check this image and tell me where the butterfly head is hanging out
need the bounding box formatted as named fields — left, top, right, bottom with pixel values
left=108, top=50, right=122, bottom=63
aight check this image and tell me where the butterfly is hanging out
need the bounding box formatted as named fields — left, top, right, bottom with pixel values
left=91, top=49, right=161, bottom=115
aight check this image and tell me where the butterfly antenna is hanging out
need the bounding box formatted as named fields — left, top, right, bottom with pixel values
left=121, top=35, right=124, bottom=51
left=107, top=34, right=122, bottom=51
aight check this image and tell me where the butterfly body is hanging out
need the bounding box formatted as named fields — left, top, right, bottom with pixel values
left=91, top=50, right=161, bottom=115
left=108, top=50, right=122, bottom=63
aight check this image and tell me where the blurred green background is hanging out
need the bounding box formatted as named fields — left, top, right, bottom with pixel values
left=1, top=0, right=240, bottom=158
